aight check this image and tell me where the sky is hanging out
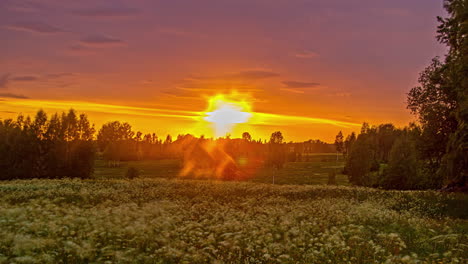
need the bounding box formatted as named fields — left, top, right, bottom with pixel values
left=0, top=0, right=446, bottom=142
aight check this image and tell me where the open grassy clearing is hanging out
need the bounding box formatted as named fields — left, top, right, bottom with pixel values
left=93, top=154, right=349, bottom=186
left=0, top=178, right=466, bottom=263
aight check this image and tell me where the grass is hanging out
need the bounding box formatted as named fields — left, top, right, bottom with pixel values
left=0, top=178, right=466, bottom=263
left=93, top=154, right=348, bottom=185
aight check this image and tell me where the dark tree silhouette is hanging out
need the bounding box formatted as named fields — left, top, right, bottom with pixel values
left=334, top=131, right=344, bottom=162
left=407, top=0, right=467, bottom=188
left=0, top=109, right=95, bottom=180
left=268, top=131, right=286, bottom=175
left=242, top=132, right=252, bottom=142
left=380, top=133, right=421, bottom=190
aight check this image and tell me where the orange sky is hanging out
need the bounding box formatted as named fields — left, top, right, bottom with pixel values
left=0, top=0, right=446, bottom=142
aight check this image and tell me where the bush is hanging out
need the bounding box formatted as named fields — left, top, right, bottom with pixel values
left=125, top=167, right=140, bottom=180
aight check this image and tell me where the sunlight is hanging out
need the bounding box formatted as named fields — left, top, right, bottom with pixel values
left=203, top=94, right=252, bottom=137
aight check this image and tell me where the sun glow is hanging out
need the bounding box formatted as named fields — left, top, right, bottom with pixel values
left=203, top=94, right=253, bottom=137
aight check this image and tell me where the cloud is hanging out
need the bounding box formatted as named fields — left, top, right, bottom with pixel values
left=328, top=92, right=351, bottom=97
left=79, top=35, right=125, bottom=47
left=279, top=88, right=306, bottom=94
left=0, top=74, right=10, bottom=89
left=228, top=70, right=279, bottom=80
left=65, top=44, right=97, bottom=55
left=0, top=92, right=29, bottom=99
left=44, top=73, right=76, bottom=79
left=141, top=80, right=154, bottom=85
left=294, top=50, right=319, bottom=59
left=158, top=27, right=204, bottom=38
left=282, top=81, right=320, bottom=88
left=12, top=75, right=39, bottom=81
left=161, top=92, right=203, bottom=101
left=72, top=7, right=139, bottom=18
left=0, top=74, right=39, bottom=89
left=5, top=22, right=64, bottom=34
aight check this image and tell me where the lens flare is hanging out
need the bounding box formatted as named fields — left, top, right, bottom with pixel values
left=203, top=94, right=252, bottom=137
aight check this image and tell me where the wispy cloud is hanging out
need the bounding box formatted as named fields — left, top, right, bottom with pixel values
left=328, top=92, right=351, bottom=97
left=79, top=35, right=125, bottom=47
left=280, top=81, right=321, bottom=94
left=158, top=27, right=204, bottom=38
left=294, top=50, right=319, bottom=59
left=72, top=7, right=139, bottom=19
left=11, top=75, right=39, bottom=81
left=65, top=44, right=97, bottom=55
left=279, top=88, right=306, bottom=94
left=44, top=73, right=76, bottom=79
left=0, top=92, right=29, bottom=99
left=5, top=22, right=65, bottom=34
left=282, top=81, right=320, bottom=88
left=228, top=69, right=279, bottom=80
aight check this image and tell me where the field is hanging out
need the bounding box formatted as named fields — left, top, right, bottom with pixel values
left=93, top=154, right=349, bottom=186
left=1, top=177, right=467, bottom=263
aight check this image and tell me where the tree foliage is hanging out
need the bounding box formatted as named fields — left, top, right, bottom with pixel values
left=334, top=131, right=344, bottom=153
left=268, top=131, right=286, bottom=169
left=346, top=133, right=373, bottom=186
left=407, top=0, right=467, bottom=188
left=380, top=134, right=420, bottom=190
left=0, top=109, right=95, bottom=180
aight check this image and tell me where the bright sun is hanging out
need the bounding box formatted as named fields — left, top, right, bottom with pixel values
left=203, top=94, right=252, bottom=137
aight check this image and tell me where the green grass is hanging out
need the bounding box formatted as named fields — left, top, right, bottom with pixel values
left=0, top=178, right=466, bottom=263
left=93, top=154, right=348, bottom=186
left=250, top=161, right=348, bottom=185
left=94, top=159, right=182, bottom=179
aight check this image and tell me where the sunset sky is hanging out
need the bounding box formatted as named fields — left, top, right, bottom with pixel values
left=1, top=0, right=446, bottom=142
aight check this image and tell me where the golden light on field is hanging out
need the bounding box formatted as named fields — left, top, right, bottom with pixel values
left=203, top=94, right=253, bottom=137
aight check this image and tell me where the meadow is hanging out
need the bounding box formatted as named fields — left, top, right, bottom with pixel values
left=93, top=154, right=350, bottom=186
left=0, top=176, right=467, bottom=263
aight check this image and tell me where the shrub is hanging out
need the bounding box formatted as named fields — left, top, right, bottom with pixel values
left=125, top=167, right=140, bottom=180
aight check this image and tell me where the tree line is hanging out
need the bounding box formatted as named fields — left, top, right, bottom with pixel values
left=0, top=110, right=95, bottom=180
left=0, top=110, right=327, bottom=180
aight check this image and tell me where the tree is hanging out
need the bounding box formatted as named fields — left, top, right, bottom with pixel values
left=380, top=135, right=420, bottom=190
left=376, top=124, right=398, bottom=162
left=346, top=135, right=373, bottom=186
left=242, top=132, right=252, bottom=142
left=0, top=109, right=96, bottom=180
left=344, top=132, right=356, bottom=159
left=268, top=131, right=286, bottom=184
left=334, top=131, right=344, bottom=162
left=270, top=131, right=284, bottom=144
left=407, top=58, right=458, bottom=171
left=164, top=134, right=173, bottom=144
left=407, top=0, right=467, bottom=188
left=97, top=121, right=134, bottom=150
left=77, top=113, right=95, bottom=141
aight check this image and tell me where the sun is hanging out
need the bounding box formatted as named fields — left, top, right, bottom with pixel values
left=203, top=94, right=253, bottom=137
